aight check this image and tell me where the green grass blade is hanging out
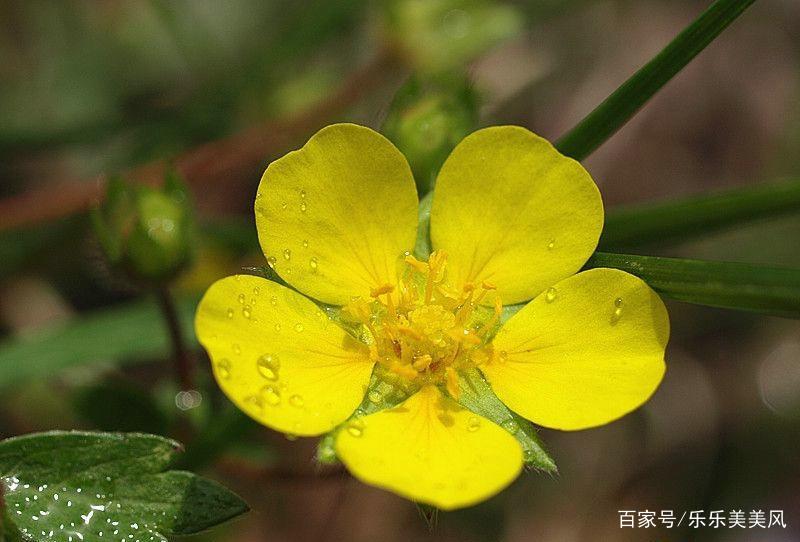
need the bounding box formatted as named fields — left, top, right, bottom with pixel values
left=0, top=295, right=199, bottom=389
left=556, top=0, right=756, bottom=161
left=585, top=252, right=800, bottom=318
left=600, top=179, right=800, bottom=250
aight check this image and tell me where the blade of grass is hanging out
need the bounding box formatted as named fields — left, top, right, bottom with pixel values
left=556, top=0, right=756, bottom=161
left=600, top=178, right=800, bottom=250
left=0, top=294, right=199, bottom=388
left=585, top=252, right=800, bottom=318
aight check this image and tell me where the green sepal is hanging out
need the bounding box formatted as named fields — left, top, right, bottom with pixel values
left=414, top=191, right=433, bottom=259
left=316, top=366, right=417, bottom=464
left=456, top=368, right=557, bottom=472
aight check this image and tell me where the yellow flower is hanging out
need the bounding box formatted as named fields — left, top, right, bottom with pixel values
left=195, top=124, right=669, bottom=510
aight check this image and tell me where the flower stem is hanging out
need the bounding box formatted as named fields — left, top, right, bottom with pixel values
left=156, top=287, right=194, bottom=390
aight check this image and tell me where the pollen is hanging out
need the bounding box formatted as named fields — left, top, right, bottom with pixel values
left=342, top=250, right=502, bottom=397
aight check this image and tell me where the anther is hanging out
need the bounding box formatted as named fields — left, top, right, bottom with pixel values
left=370, top=284, right=395, bottom=298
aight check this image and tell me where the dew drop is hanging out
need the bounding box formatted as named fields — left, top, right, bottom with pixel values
left=612, top=297, right=623, bottom=321
left=241, top=305, right=252, bottom=319
left=467, top=416, right=481, bottom=432
left=501, top=419, right=519, bottom=434
left=274, top=323, right=282, bottom=332
left=309, top=257, right=318, bottom=273
left=545, top=287, right=557, bottom=303
left=233, top=343, right=241, bottom=355
left=367, top=390, right=382, bottom=404
left=346, top=421, right=364, bottom=438
left=237, top=293, right=246, bottom=304
left=226, top=308, right=235, bottom=319
left=281, top=201, right=288, bottom=210
left=270, top=295, right=278, bottom=306
left=294, top=323, right=304, bottom=332
left=299, top=189, right=307, bottom=199
left=283, top=248, right=292, bottom=261
left=267, top=256, right=277, bottom=269
left=257, top=354, right=280, bottom=380
left=289, top=394, right=305, bottom=408
left=547, top=238, right=555, bottom=250
left=261, top=385, right=281, bottom=406
left=216, top=359, right=232, bottom=379
left=300, top=202, right=307, bottom=212
left=302, top=239, right=309, bottom=248
left=253, top=287, right=260, bottom=296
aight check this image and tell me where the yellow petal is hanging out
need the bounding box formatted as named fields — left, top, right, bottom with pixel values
left=256, top=123, right=419, bottom=305
left=195, top=274, right=373, bottom=436
left=430, top=126, right=603, bottom=304
left=483, top=268, right=669, bottom=430
left=335, top=386, right=523, bottom=510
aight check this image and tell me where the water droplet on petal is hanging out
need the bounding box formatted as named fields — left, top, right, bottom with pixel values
left=274, top=323, right=282, bottom=332
left=283, top=249, right=291, bottom=261
left=281, top=201, right=288, bottom=210
left=233, top=343, right=242, bottom=355
left=612, top=297, right=623, bottom=321
left=545, top=287, right=557, bottom=303
left=300, top=202, right=307, bottom=212
left=226, top=308, right=234, bottom=319
left=257, top=355, right=280, bottom=380
left=267, top=256, right=277, bottom=269
left=302, top=240, right=309, bottom=248
left=346, top=420, right=365, bottom=438
left=467, top=416, right=481, bottom=432
left=237, top=293, right=246, bottom=304
left=261, top=385, right=281, bottom=406
left=299, top=189, right=307, bottom=199
left=309, top=257, right=318, bottom=273
left=289, top=394, right=304, bottom=408
left=253, top=287, right=260, bottom=296
left=367, top=390, right=382, bottom=404
left=216, top=359, right=231, bottom=379
left=270, top=295, right=278, bottom=306
left=242, top=305, right=252, bottom=319
left=294, top=323, right=304, bottom=332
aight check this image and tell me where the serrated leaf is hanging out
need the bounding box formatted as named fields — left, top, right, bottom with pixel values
left=457, top=369, right=557, bottom=472
left=0, top=432, right=248, bottom=542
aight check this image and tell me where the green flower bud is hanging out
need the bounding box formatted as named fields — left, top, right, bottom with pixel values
left=92, top=172, right=195, bottom=285
left=381, top=0, right=523, bottom=74
left=383, top=75, right=479, bottom=193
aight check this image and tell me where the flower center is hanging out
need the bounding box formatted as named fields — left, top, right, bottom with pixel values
left=342, top=250, right=502, bottom=398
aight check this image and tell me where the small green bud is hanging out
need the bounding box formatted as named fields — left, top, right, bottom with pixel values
left=383, top=75, right=478, bottom=193
left=92, top=172, right=195, bottom=285
left=381, top=0, right=523, bottom=74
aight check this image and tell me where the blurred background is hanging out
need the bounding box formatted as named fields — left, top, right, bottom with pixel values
left=1, top=0, right=800, bottom=541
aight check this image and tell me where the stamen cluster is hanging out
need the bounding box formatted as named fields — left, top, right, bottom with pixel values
left=343, top=251, right=502, bottom=397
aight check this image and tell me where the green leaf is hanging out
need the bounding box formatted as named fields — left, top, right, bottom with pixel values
left=457, top=369, right=557, bottom=472
left=0, top=432, right=248, bottom=542
left=600, top=179, right=800, bottom=250
left=556, top=0, right=756, bottom=161
left=585, top=252, right=800, bottom=318
left=0, top=295, right=199, bottom=389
